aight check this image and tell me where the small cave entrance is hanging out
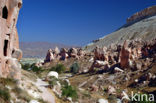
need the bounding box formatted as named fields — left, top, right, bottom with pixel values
left=2, top=6, right=8, bottom=19
left=18, top=2, right=22, bottom=9
left=3, top=40, right=9, bottom=56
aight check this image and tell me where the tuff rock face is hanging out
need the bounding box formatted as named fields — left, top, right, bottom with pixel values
left=44, top=47, right=86, bottom=63
left=127, top=5, right=156, bottom=23
left=44, top=49, right=55, bottom=63
left=0, top=0, right=22, bottom=79
left=90, top=38, right=156, bottom=72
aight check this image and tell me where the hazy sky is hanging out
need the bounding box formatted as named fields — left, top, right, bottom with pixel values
left=17, top=0, right=156, bottom=46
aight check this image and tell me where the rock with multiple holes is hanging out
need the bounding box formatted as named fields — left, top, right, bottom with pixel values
left=0, top=0, right=22, bottom=79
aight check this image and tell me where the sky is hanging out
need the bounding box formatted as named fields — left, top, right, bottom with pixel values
left=17, top=0, right=156, bottom=46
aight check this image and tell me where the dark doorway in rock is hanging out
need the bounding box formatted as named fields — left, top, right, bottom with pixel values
left=2, top=6, right=8, bottom=19
left=4, top=40, right=8, bottom=56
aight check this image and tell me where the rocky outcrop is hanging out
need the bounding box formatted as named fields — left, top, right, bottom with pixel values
left=85, top=6, right=156, bottom=52
left=44, top=49, right=55, bottom=63
left=119, top=41, right=130, bottom=69
left=0, top=0, right=22, bottom=79
left=44, top=47, right=86, bottom=63
left=90, top=38, right=156, bottom=72
left=127, top=5, right=156, bottom=23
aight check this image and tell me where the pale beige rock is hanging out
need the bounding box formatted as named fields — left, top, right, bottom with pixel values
left=107, top=86, right=116, bottom=95
left=44, top=49, right=55, bottom=63
left=60, top=48, right=68, bottom=60
left=0, top=0, right=22, bottom=79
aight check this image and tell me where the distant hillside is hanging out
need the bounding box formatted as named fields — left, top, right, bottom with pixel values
left=84, top=6, right=156, bottom=51
left=20, top=42, right=77, bottom=58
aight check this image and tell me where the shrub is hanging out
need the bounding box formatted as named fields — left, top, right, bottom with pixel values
left=0, top=88, right=10, bottom=102
left=0, top=78, right=17, bottom=86
left=62, top=84, right=78, bottom=100
left=38, top=99, right=48, bottom=103
left=21, top=63, right=43, bottom=74
left=48, top=76, right=58, bottom=88
left=50, top=64, right=66, bottom=74
left=21, top=63, right=31, bottom=70
left=31, top=65, right=43, bottom=73
left=70, top=62, right=80, bottom=74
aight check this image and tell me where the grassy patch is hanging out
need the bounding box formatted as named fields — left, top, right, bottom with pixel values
left=0, top=88, right=11, bottom=102
left=50, top=64, right=66, bottom=74
left=62, top=84, right=78, bottom=100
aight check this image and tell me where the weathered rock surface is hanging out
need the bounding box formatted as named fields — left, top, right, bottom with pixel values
left=44, top=47, right=86, bottom=63
left=85, top=6, right=156, bottom=52
left=44, top=49, right=55, bottom=63
left=90, top=38, right=156, bottom=72
left=0, top=0, right=22, bottom=79
left=127, top=5, right=156, bottom=23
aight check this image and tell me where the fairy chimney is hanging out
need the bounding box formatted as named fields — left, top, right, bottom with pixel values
left=0, top=0, right=22, bottom=79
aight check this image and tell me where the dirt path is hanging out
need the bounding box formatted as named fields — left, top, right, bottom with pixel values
left=35, top=79, right=55, bottom=103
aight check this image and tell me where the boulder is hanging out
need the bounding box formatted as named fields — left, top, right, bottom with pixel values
left=90, top=85, right=98, bottom=92
left=114, top=67, right=124, bottom=73
left=107, top=86, right=116, bottom=95
left=7, top=58, right=21, bottom=80
left=29, top=100, right=40, bottom=103
left=12, top=48, right=23, bottom=61
left=47, top=71, right=58, bottom=79
left=98, top=99, right=109, bottom=103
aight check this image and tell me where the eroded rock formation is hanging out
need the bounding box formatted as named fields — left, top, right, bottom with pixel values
left=127, top=5, right=156, bottom=23
left=44, top=47, right=86, bottom=63
left=0, top=0, right=22, bottom=79
left=90, top=38, right=156, bottom=72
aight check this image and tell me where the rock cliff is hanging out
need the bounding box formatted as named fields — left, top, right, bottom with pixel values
left=0, top=0, right=22, bottom=79
left=127, top=5, right=156, bottom=23
left=85, top=5, right=156, bottom=52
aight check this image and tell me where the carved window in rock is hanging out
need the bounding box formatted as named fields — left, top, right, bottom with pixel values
left=18, top=2, right=22, bottom=9
left=2, top=6, right=8, bottom=19
left=4, top=40, right=9, bottom=56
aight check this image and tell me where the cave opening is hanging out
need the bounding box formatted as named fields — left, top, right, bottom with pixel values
left=4, top=40, right=8, bottom=56
left=2, top=6, right=8, bottom=19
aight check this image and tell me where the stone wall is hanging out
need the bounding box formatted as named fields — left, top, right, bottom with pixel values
left=127, top=5, right=156, bottom=23
left=0, top=0, right=22, bottom=79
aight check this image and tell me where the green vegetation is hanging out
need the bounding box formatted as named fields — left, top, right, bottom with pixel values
left=0, top=88, right=10, bottom=102
left=48, top=76, right=58, bottom=88
left=21, top=63, right=43, bottom=74
left=62, top=84, right=78, bottom=100
left=70, top=62, right=80, bottom=74
left=0, top=78, right=17, bottom=86
left=12, top=86, right=32, bottom=102
left=50, top=64, right=66, bottom=74
left=38, top=99, right=48, bottom=103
